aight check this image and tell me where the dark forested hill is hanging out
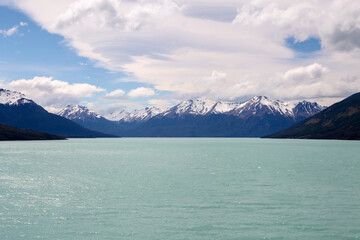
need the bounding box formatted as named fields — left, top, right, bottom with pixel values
left=0, top=123, right=65, bottom=141
left=266, top=93, right=360, bottom=140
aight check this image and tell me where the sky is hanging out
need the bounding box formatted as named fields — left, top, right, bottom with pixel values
left=1, top=0, right=360, bottom=114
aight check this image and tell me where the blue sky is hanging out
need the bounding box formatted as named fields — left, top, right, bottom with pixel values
left=0, top=5, right=162, bottom=112
left=286, top=37, right=321, bottom=55
left=1, top=1, right=360, bottom=112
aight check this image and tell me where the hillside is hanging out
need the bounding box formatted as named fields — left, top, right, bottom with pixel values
left=266, top=92, right=360, bottom=140
left=0, top=123, right=65, bottom=141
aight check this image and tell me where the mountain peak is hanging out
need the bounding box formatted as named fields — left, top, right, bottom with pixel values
left=248, top=96, right=279, bottom=106
left=231, top=96, right=295, bottom=117
left=293, top=100, right=326, bottom=117
left=58, top=104, right=101, bottom=121
left=251, top=96, right=268, bottom=101
left=159, top=96, right=323, bottom=118
left=0, top=88, right=33, bottom=105
left=122, top=106, right=164, bottom=122
left=102, top=106, right=167, bottom=122
left=168, top=98, right=217, bottom=115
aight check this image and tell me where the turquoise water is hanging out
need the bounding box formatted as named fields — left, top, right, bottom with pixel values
left=0, top=138, right=359, bottom=239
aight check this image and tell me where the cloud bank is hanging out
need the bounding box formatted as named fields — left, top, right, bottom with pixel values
left=0, top=76, right=104, bottom=108
left=4, top=0, right=360, bottom=104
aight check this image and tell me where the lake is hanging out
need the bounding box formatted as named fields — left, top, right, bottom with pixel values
left=0, top=138, right=359, bottom=239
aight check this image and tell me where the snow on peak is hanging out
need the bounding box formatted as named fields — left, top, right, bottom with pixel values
left=250, top=96, right=268, bottom=102
left=233, top=96, right=296, bottom=116
left=122, top=106, right=164, bottom=122
left=58, top=104, right=101, bottom=120
left=161, top=97, right=310, bottom=117
left=57, top=96, right=324, bottom=123
left=103, top=109, right=129, bottom=121
left=0, top=88, right=33, bottom=105
left=211, top=101, right=239, bottom=114
left=164, top=99, right=218, bottom=115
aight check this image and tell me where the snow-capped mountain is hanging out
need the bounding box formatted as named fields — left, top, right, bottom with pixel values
left=66, top=96, right=323, bottom=125
left=229, top=96, right=295, bottom=117
left=57, top=105, right=168, bottom=136
left=0, top=88, right=33, bottom=105
left=55, top=95, right=325, bottom=137
left=57, top=104, right=125, bottom=136
left=162, top=99, right=217, bottom=116
left=58, top=104, right=102, bottom=121
left=159, top=96, right=323, bottom=120
left=0, top=88, right=112, bottom=138
left=126, top=96, right=326, bottom=137
left=211, top=101, right=240, bottom=114
left=293, top=100, right=325, bottom=118
left=122, top=106, right=165, bottom=122
left=103, top=106, right=167, bottom=122
left=0, top=88, right=329, bottom=137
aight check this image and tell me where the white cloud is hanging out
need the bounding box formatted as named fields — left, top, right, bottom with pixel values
left=99, top=101, right=143, bottom=114
left=148, top=99, right=172, bottom=109
left=0, top=76, right=104, bottom=108
left=128, top=87, right=155, bottom=98
left=283, top=63, right=327, bottom=82
left=0, top=21, right=28, bottom=37
left=44, top=106, right=63, bottom=114
left=207, top=71, right=227, bottom=85
left=101, top=89, right=127, bottom=100
left=5, top=26, right=18, bottom=36
left=0, top=26, right=18, bottom=37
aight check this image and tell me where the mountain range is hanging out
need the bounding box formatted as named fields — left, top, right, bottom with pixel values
left=266, top=92, right=360, bottom=140
left=0, top=88, right=330, bottom=138
left=2, top=87, right=359, bottom=140
left=58, top=96, right=325, bottom=137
